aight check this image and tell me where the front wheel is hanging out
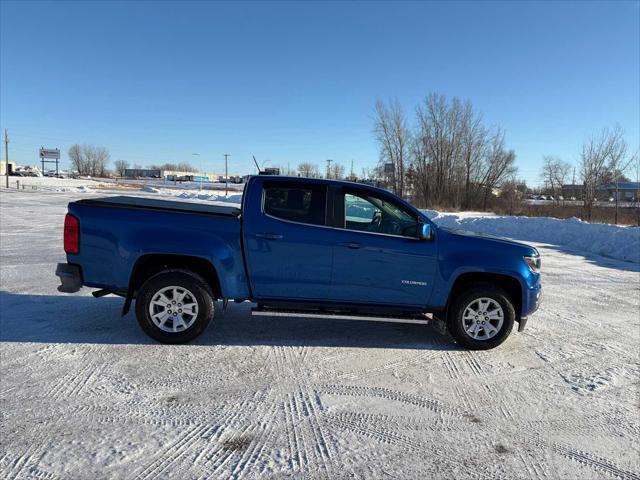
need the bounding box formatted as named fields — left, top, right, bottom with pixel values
left=447, top=284, right=515, bottom=350
left=135, top=270, right=214, bottom=344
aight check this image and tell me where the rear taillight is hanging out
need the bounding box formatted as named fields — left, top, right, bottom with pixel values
left=64, top=213, right=79, bottom=254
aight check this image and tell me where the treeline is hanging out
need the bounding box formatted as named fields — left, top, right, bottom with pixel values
left=68, top=144, right=110, bottom=177
left=373, top=94, right=518, bottom=210
left=67, top=145, right=197, bottom=178
left=539, top=125, right=637, bottom=221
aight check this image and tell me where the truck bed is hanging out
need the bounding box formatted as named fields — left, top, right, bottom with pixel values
left=76, top=196, right=241, bottom=217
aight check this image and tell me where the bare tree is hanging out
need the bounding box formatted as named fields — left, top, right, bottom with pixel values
left=540, top=156, right=571, bottom=205
left=500, top=173, right=521, bottom=215
left=329, top=162, right=345, bottom=180
left=460, top=103, right=487, bottom=209
left=477, top=129, right=517, bottom=210
left=298, top=162, right=321, bottom=178
left=67, top=144, right=110, bottom=176
left=580, top=125, right=632, bottom=221
left=603, top=126, right=636, bottom=223
left=114, top=160, right=129, bottom=177
left=176, top=162, right=196, bottom=172
left=275, top=164, right=296, bottom=176
left=374, top=93, right=517, bottom=210
left=68, top=144, right=84, bottom=174
left=414, top=94, right=465, bottom=206
left=88, top=146, right=110, bottom=177
left=374, top=99, right=410, bottom=197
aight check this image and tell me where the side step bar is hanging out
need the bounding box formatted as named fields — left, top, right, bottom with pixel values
left=251, top=309, right=431, bottom=326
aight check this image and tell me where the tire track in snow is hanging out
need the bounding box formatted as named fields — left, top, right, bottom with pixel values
left=282, top=344, right=334, bottom=473
left=545, top=442, right=640, bottom=480
left=463, top=351, right=487, bottom=377
left=271, top=344, right=337, bottom=475
left=282, top=391, right=307, bottom=471
left=1, top=443, right=55, bottom=480
left=331, top=415, right=494, bottom=479
left=228, top=403, right=280, bottom=479
left=134, top=425, right=214, bottom=480
left=335, top=350, right=442, bottom=381
left=195, top=390, right=276, bottom=478
left=516, top=449, right=550, bottom=480
left=293, top=388, right=332, bottom=472
left=327, top=411, right=468, bottom=434
left=320, top=384, right=462, bottom=417
left=442, top=351, right=464, bottom=380
left=46, top=347, right=107, bottom=400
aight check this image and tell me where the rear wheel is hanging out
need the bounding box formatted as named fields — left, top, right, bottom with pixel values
left=135, top=270, right=214, bottom=344
left=447, top=284, right=515, bottom=350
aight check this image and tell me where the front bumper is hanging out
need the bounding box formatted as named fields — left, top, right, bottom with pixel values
left=518, top=284, right=542, bottom=332
left=55, top=263, right=82, bottom=293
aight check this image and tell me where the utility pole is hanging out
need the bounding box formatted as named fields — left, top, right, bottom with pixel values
left=350, top=159, right=354, bottom=180
left=192, top=153, right=202, bottom=191
left=4, top=129, right=8, bottom=188
left=224, top=154, right=230, bottom=197
left=326, top=159, right=333, bottom=179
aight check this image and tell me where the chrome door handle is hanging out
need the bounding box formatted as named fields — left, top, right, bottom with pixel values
left=255, top=233, right=283, bottom=240
left=339, top=242, right=361, bottom=249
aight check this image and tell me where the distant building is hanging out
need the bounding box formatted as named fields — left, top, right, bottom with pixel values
left=124, top=168, right=163, bottom=178
left=562, top=184, right=584, bottom=200
left=562, top=182, right=640, bottom=202
left=0, top=161, right=16, bottom=176
left=163, top=170, right=224, bottom=182
left=596, top=182, right=640, bottom=202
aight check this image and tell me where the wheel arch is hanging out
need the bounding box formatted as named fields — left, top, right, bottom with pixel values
left=447, top=272, right=523, bottom=318
left=123, top=254, right=222, bottom=315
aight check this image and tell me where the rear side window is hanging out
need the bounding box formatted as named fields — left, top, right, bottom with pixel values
left=263, top=183, right=327, bottom=226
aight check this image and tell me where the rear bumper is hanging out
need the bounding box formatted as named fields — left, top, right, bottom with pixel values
left=55, top=263, right=82, bottom=293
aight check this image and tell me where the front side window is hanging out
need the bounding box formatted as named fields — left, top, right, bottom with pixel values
left=264, top=184, right=327, bottom=225
left=344, top=191, right=418, bottom=237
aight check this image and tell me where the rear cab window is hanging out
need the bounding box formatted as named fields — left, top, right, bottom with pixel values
left=263, top=181, right=327, bottom=226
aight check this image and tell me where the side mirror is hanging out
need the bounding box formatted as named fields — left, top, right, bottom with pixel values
left=418, top=222, right=433, bottom=241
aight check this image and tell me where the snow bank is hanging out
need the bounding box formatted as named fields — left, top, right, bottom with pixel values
left=54, top=185, right=91, bottom=193
left=425, top=210, right=640, bottom=264
left=174, top=191, right=243, bottom=204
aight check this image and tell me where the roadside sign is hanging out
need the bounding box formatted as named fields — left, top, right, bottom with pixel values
left=39, top=148, right=60, bottom=159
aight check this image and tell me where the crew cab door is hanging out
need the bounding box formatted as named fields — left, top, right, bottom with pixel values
left=328, top=187, right=437, bottom=308
left=242, top=178, right=333, bottom=300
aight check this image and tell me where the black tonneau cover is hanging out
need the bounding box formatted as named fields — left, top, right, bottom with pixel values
left=77, top=196, right=241, bottom=217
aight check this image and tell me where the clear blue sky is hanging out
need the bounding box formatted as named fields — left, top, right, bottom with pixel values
left=1, top=1, right=638, bottom=184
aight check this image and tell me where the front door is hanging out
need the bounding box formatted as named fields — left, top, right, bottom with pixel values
left=328, top=188, right=437, bottom=308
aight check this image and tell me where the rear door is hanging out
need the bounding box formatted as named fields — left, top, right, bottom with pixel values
left=328, top=187, right=437, bottom=308
left=243, top=178, right=333, bottom=300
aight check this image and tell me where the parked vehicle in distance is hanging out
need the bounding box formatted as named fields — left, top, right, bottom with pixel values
left=56, top=176, right=542, bottom=350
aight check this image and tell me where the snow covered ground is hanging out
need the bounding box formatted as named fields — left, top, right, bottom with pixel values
left=1, top=189, right=639, bottom=479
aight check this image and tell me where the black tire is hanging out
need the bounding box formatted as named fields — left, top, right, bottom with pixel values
left=447, top=283, right=515, bottom=350
left=135, top=269, right=214, bottom=344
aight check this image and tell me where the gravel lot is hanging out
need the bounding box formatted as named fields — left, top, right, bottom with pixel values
left=1, top=189, right=639, bottom=479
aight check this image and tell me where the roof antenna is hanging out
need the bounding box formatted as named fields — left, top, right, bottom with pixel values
left=252, top=155, right=261, bottom=174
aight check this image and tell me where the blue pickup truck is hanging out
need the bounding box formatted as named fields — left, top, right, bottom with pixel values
left=56, top=175, right=541, bottom=350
